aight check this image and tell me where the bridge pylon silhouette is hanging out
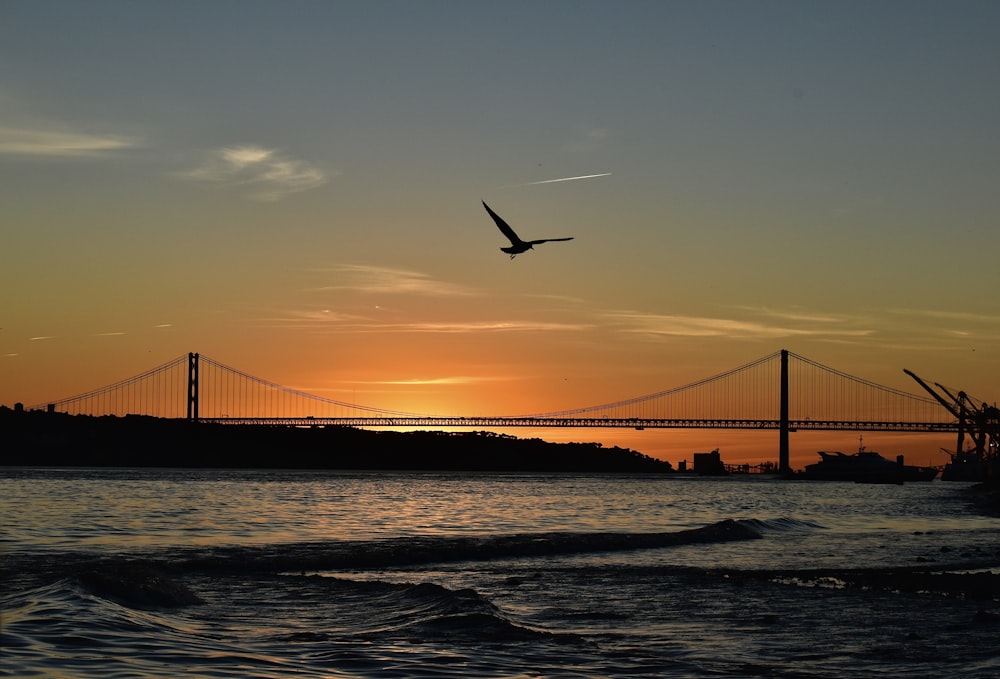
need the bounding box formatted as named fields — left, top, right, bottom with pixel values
left=187, top=352, right=199, bottom=421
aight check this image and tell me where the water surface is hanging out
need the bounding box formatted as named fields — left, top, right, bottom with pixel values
left=3, top=468, right=999, bottom=678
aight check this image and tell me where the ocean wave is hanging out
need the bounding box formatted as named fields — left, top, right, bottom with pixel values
left=75, top=566, right=203, bottom=608
left=334, top=580, right=580, bottom=644
left=1, top=520, right=761, bottom=614
left=737, top=517, right=826, bottom=533
left=170, top=519, right=763, bottom=575
left=0, top=578, right=238, bottom=679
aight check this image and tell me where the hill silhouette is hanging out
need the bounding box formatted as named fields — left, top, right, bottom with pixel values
left=1, top=407, right=672, bottom=473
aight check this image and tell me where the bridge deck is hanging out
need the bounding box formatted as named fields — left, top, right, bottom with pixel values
left=198, top=417, right=957, bottom=433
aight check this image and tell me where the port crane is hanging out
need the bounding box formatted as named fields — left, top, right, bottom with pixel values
left=904, top=369, right=998, bottom=480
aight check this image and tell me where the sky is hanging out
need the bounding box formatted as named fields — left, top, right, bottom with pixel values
left=2, top=1, right=998, bottom=468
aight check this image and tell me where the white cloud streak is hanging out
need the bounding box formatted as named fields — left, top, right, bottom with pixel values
left=603, top=304, right=1000, bottom=352
left=887, top=308, right=1000, bottom=325
left=314, top=265, right=478, bottom=297
left=348, top=375, right=515, bottom=386
left=605, top=310, right=873, bottom=340
left=0, top=126, right=138, bottom=156
left=181, top=144, right=327, bottom=201
left=732, top=306, right=851, bottom=324
left=256, top=312, right=590, bottom=335
left=370, top=320, right=590, bottom=334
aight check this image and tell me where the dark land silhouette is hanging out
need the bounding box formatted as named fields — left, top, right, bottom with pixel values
left=0, top=406, right=672, bottom=472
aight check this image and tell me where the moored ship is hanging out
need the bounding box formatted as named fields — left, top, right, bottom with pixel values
left=941, top=449, right=991, bottom=482
left=798, top=437, right=938, bottom=483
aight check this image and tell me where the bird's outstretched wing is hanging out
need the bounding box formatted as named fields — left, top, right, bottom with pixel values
left=482, top=201, right=525, bottom=246
left=528, top=237, right=574, bottom=245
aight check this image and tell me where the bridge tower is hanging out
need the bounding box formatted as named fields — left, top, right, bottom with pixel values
left=779, top=349, right=790, bottom=473
left=186, top=352, right=199, bottom=421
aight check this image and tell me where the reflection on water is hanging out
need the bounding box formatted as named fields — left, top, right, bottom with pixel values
left=2, top=468, right=996, bottom=570
left=0, top=469, right=986, bottom=540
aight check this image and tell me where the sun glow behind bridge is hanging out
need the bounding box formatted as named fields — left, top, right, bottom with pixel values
left=33, top=350, right=950, bottom=429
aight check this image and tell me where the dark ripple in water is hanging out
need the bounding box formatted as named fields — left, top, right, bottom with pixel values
left=4, top=521, right=1000, bottom=678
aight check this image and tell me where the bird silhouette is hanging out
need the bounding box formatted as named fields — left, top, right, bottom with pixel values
left=482, top=201, right=574, bottom=259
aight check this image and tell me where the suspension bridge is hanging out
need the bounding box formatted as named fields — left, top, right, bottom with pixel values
left=26, top=349, right=960, bottom=472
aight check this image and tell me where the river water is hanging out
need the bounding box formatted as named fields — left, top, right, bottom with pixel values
left=2, top=468, right=999, bottom=678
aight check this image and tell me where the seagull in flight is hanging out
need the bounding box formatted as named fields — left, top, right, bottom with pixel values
left=482, top=201, right=574, bottom=259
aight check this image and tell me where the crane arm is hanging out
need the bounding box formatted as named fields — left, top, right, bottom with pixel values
left=934, top=383, right=963, bottom=406
left=903, top=369, right=961, bottom=418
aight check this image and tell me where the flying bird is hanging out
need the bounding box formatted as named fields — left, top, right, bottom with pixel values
left=482, top=201, right=574, bottom=259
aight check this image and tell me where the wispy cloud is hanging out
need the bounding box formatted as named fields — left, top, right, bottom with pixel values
left=180, top=144, right=328, bottom=201
left=605, top=310, right=872, bottom=340
left=603, top=304, right=1000, bottom=351
left=523, top=293, right=589, bottom=305
left=887, top=308, right=1000, bottom=325
left=733, top=306, right=851, bottom=324
left=563, top=125, right=609, bottom=153
left=0, top=126, right=138, bottom=157
left=256, top=310, right=589, bottom=335
left=876, top=307, right=1000, bottom=347
left=314, top=265, right=479, bottom=297
left=348, top=375, right=516, bottom=386
left=370, top=320, right=590, bottom=334
left=261, top=308, right=372, bottom=327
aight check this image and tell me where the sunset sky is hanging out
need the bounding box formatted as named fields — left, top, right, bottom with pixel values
left=2, top=1, right=998, bottom=467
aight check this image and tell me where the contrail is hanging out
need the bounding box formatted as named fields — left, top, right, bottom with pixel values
left=499, top=172, right=611, bottom=189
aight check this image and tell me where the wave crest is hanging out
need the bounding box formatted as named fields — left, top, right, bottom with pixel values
left=176, top=519, right=763, bottom=573
left=738, top=518, right=826, bottom=533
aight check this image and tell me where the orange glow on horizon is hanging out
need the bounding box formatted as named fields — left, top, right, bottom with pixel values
left=1, top=337, right=974, bottom=475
